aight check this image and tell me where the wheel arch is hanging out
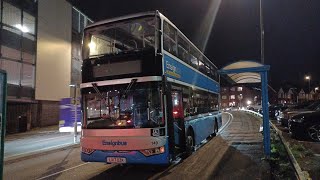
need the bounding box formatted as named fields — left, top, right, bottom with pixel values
left=186, top=125, right=195, bottom=137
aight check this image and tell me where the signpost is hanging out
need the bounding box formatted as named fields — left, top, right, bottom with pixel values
left=0, top=70, right=7, bottom=179
left=70, top=85, right=79, bottom=143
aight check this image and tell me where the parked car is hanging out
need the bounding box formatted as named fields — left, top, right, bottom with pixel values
left=269, top=104, right=288, bottom=119
left=247, top=103, right=262, bottom=111
left=279, top=101, right=320, bottom=127
left=288, top=111, right=320, bottom=141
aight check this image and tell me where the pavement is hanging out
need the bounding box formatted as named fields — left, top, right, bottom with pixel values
left=5, top=125, right=60, bottom=140
left=212, top=111, right=270, bottom=179
left=4, top=125, right=80, bottom=160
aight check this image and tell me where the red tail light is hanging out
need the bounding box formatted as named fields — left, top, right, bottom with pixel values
left=140, top=146, right=165, bottom=157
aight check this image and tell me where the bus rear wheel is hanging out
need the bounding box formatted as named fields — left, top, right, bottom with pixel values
left=212, top=119, right=218, bottom=136
left=186, top=134, right=194, bottom=155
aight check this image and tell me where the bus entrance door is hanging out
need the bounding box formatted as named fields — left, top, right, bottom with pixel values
left=162, top=76, right=186, bottom=160
left=172, top=91, right=186, bottom=153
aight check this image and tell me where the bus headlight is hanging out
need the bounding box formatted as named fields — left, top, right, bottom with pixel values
left=82, top=147, right=95, bottom=155
left=140, top=146, right=165, bottom=157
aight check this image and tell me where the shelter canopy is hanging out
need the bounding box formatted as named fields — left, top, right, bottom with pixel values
left=221, top=61, right=266, bottom=84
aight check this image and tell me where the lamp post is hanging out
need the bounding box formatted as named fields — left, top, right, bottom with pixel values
left=238, top=94, right=243, bottom=108
left=260, top=0, right=265, bottom=64
left=69, top=84, right=78, bottom=143
left=305, top=76, right=311, bottom=93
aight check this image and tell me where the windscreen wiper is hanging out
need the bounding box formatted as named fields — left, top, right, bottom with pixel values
left=89, top=53, right=109, bottom=59
left=121, top=79, right=137, bottom=99
left=92, top=83, right=104, bottom=98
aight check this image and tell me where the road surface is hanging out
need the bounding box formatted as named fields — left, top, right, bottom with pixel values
left=4, top=112, right=265, bottom=180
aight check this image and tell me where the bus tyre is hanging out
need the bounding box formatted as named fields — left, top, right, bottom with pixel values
left=212, top=120, right=218, bottom=136
left=186, top=135, right=194, bottom=155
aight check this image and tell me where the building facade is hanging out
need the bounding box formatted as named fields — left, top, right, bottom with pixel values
left=0, top=0, right=92, bottom=133
left=277, top=87, right=297, bottom=104
left=277, top=87, right=319, bottom=104
left=220, top=86, right=261, bottom=108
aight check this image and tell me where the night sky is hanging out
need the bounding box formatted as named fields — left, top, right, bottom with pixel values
left=70, top=0, right=320, bottom=89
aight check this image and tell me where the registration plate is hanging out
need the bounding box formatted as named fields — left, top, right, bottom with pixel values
left=106, top=157, right=127, bottom=164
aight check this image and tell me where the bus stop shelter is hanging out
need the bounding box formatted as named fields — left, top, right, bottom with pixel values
left=218, top=61, right=271, bottom=157
left=0, top=70, right=7, bottom=178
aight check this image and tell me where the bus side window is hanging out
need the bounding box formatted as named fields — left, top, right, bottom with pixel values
left=189, top=47, right=199, bottom=70
left=183, top=98, right=191, bottom=118
left=191, top=91, right=210, bottom=115
left=163, top=21, right=178, bottom=57
left=164, top=35, right=171, bottom=52
left=199, top=59, right=206, bottom=74
left=177, top=34, right=190, bottom=64
left=209, top=94, right=219, bottom=111
left=205, top=65, right=211, bottom=77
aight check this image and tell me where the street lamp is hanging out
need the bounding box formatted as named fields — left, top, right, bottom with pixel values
left=238, top=94, right=243, bottom=108
left=305, top=75, right=311, bottom=92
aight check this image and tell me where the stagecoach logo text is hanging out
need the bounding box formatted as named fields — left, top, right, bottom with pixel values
left=165, top=61, right=181, bottom=79
left=102, top=140, right=128, bottom=147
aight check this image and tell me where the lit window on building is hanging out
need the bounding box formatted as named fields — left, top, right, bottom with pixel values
left=237, top=87, right=243, bottom=91
left=221, top=95, right=227, bottom=100
left=229, top=102, right=236, bottom=107
left=230, top=95, right=235, bottom=99
left=71, top=7, right=94, bottom=85
left=1, top=1, right=37, bottom=99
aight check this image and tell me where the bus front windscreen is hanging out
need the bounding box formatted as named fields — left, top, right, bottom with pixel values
left=83, top=16, right=158, bottom=59
left=84, top=87, right=164, bottom=129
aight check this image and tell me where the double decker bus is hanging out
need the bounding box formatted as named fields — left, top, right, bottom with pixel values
left=80, top=11, right=221, bottom=165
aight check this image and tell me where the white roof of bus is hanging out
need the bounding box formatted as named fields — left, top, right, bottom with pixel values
left=85, top=11, right=217, bottom=69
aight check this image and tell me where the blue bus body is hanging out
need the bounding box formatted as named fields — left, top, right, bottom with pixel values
left=163, top=54, right=220, bottom=93
left=164, top=53, right=221, bottom=146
